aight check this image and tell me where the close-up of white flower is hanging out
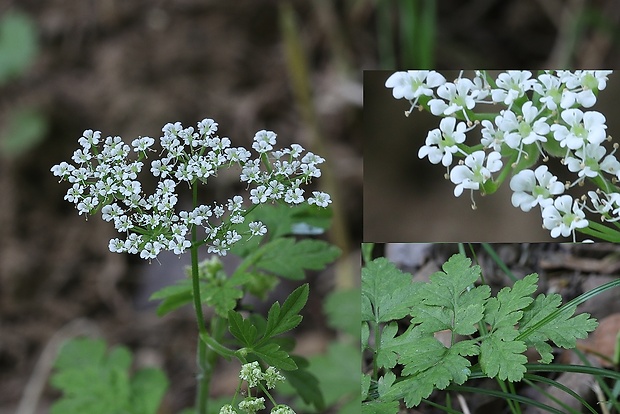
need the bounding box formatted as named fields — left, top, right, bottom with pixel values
left=501, top=102, right=549, bottom=152
left=564, top=143, right=608, bottom=181
left=384, top=70, right=446, bottom=101
left=509, top=165, right=564, bottom=212
left=428, top=77, right=477, bottom=120
left=550, top=108, right=607, bottom=152
left=480, top=119, right=506, bottom=152
left=449, top=150, right=502, bottom=197
left=491, top=70, right=536, bottom=107
left=542, top=194, right=588, bottom=240
left=418, top=116, right=469, bottom=166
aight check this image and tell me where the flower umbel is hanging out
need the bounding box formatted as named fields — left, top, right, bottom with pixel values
left=52, top=117, right=330, bottom=258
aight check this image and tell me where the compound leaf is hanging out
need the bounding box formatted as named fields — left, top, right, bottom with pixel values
left=228, top=310, right=258, bottom=347
left=262, top=283, right=308, bottom=341
left=251, top=342, right=297, bottom=371
left=519, top=293, right=598, bottom=362
left=410, top=254, right=490, bottom=336
left=485, top=273, right=537, bottom=329
left=479, top=334, right=527, bottom=382
left=255, top=237, right=340, bottom=280
left=50, top=338, right=167, bottom=414
left=362, top=257, right=421, bottom=323
left=129, top=368, right=169, bottom=414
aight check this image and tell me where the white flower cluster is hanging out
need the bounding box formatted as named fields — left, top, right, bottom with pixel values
left=239, top=361, right=286, bottom=390
left=219, top=362, right=292, bottom=414
left=386, top=70, right=618, bottom=241
left=52, top=118, right=331, bottom=258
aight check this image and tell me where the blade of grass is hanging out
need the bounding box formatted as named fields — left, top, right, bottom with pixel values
left=573, top=348, right=620, bottom=413
left=523, top=374, right=596, bottom=414
left=525, top=363, right=620, bottom=381
left=447, top=385, right=566, bottom=414
left=482, top=243, right=519, bottom=283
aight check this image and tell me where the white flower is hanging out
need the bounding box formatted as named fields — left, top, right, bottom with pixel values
left=131, top=136, right=155, bottom=152
left=480, top=119, right=506, bottom=152
left=384, top=70, right=446, bottom=100
left=301, top=152, right=325, bottom=165
left=238, top=397, right=265, bottom=413
left=239, top=361, right=262, bottom=387
left=450, top=150, right=502, bottom=197
left=263, top=366, right=285, bottom=389
left=51, top=161, right=75, bottom=179
left=249, top=221, right=267, bottom=236
left=197, top=118, right=218, bottom=136
left=109, top=238, right=126, bottom=253
left=250, top=185, right=272, bottom=204
left=502, top=101, right=549, bottom=149
left=308, top=191, right=331, bottom=207
left=418, top=117, right=468, bottom=166
left=219, top=404, right=237, bottom=414
left=252, top=130, right=277, bottom=153
left=429, top=78, right=476, bottom=118
left=564, top=143, right=608, bottom=180
left=550, top=109, right=607, bottom=151
left=491, top=70, right=536, bottom=106
left=169, top=236, right=191, bottom=255
left=560, top=70, right=612, bottom=107
left=78, top=129, right=101, bottom=150
left=533, top=73, right=563, bottom=111
left=509, top=165, right=564, bottom=212
left=542, top=195, right=588, bottom=240
left=271, top=406, right=296, bottom=414
left=284, top=187, right=304, bottom=204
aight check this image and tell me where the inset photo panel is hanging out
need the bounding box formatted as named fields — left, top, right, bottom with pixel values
left=362, top=242, right=620, bottom=413
left=364, top=70, right=620, bottom=242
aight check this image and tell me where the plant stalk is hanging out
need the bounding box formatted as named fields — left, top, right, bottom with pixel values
left=191, top=182, right=211, bottom=414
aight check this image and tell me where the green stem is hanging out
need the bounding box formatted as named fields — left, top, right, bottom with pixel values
left=191, top=183, right=210, bottom=414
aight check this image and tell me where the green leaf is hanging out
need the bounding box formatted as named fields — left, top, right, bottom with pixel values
left=477, top=273, right=538, bottom=381
left=151, top=266, right=250, bottom=318
left=255, top=237, right=341, bottom=279
left=479, top=334, right=527, bottom=381
left=520, top=293, right=598, bottom=362
left=129, top=368, right=169, bottom=414
left=410, top=254, right=490, bottom=335
left=323, top=288, right=361, bottom=338
left=362, top=373, right=371, bottom=400
left=362, top=399, right=400, bottom=414
left=50, top=338, right=168, bottom=414
left=200, top=271, right=251, bottom=317
left=283, top=355, right=326, bottom=411
left=383, top=340, right=478, bottom=408
left=251, top=342, right=297, bottom=371
left=361, top=322, right=369, bottom=352
left=484, top=273, right=537, bottom=329
left=0, top=10, right=38, bottom=84
left=228, top=310, right=258, bottom=347
left=376, top=323, right=422, bottom=369
left=262, top=283, right=308, bottom=340
left=362, top=257, right=421, bottom=323
left=150, top=280, right=193, bottom=317
left=0, top=107, right=47, bottom=157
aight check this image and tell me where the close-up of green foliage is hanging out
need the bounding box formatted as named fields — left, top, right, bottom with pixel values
left=362, top=244, right=620, bottom=413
